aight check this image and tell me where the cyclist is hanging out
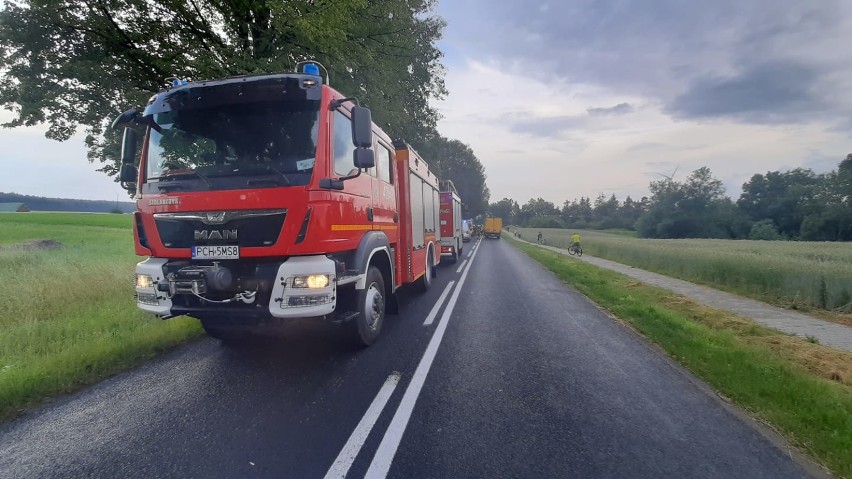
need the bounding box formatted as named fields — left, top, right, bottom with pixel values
left=537, top=231, right=543, bottom=243
left=570, top=232, right=581, bottom=250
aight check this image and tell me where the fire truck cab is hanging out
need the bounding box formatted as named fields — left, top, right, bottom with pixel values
left=114, top=63, right=441, bottom=346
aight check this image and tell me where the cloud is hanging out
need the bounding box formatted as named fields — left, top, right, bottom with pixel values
left=437, top=0, right=852, bottom=127
left=667, top=62, right=824, bottom=123
left=507, top=114, right=588, bottom=138
left=628, top=142, right=665, bottom=152
left=587, top=103, right=633, bottom=116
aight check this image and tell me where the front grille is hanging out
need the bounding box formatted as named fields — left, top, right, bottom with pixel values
left=154, top=210, right=286, bottom=248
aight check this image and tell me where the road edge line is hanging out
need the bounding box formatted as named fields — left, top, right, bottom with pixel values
left=423, top=280, right=455, bottom=326
left=365, top=237, right=483, bottom=478
left=323, top=373, right=401, bottom=479
left=455, top=259, right=468, bottom=273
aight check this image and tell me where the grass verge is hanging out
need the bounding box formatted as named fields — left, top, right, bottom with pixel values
left=514, top=227, right=852, bottom=323
left=0, top=213, right=202, bottom=422
left=508, top=237, right=852, bottom=478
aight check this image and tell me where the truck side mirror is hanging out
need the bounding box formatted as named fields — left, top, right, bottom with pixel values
left=120, top=164, right=138, bottom=183
left=111, top=108, right=139, bottom=130
left=351, top=106, right=373, bottom=148
left=120, top=128, right=139, bottom=165
left=354, top=148, right=375, bottom=169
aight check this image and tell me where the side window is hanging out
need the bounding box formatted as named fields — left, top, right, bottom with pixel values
left=377, top=144, right=393, bottom=184
left=333, top=110, right=356, bottom=176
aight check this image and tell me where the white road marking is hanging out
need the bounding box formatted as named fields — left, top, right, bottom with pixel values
left=365, top=239, right=483, bottom=478
left=422, top=280, right=455, bottom=326
left=323, top=373, right=401, bottom=479
left=455, top=259, right=468, bottom=273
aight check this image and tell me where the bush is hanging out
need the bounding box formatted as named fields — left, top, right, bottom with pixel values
left=748, top=220, right=782, bottom=240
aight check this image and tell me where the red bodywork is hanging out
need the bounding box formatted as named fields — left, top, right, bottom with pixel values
left=132, top=81, right=438, bottom=291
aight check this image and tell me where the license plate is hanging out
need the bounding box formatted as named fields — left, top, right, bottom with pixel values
left=192, top=245, right=239, bottom=259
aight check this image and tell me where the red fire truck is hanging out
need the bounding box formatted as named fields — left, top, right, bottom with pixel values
left=439, top=181, right=463, bottom=263
left=112, top=63, right=441, bottom=345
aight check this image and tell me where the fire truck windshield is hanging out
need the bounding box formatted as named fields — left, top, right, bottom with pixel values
left=144, top=97, right=320, bottom=192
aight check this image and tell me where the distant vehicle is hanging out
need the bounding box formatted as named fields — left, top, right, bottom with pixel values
left=462, top=219, right=471, bottom=242
left=439, top=181, right=463, bottom=262
left=484, top=217, right=502, bottom=239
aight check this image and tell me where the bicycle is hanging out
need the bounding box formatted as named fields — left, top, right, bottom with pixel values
left=568, top=243, right=582, bottom=256
left=537, top=237, right=547, bottom=245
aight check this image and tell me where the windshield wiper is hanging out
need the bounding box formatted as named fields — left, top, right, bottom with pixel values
left=223, top=165, right=292, bottom=186
left=156, top=170, right=213, bottom=191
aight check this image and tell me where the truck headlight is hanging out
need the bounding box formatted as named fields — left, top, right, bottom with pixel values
left=292, top=274, right=330, bottom=289
left=136, top=274, right=154, bottom=289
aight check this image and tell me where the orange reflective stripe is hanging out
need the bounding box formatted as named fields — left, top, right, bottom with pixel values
left=331, top=224, right=399, bottom=231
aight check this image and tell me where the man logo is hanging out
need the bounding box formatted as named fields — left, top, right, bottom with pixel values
left=205, top=212, right=227, bottom=224
left=194, top=229, right=238, bottom=240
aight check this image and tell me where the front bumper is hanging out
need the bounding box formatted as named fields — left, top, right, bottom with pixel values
left=134, top=255, right=338, bottom=319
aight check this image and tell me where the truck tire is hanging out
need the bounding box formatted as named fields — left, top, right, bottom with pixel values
left=200, top=320, right=250, bottom=343
left=350, top=266, right=386, bottom=346
left=450, top=247, right=458, bottom=263
left=415, top=248, right=434, bottom=292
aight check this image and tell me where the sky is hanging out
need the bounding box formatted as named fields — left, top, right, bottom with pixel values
left=433, top=0, right=852, bottom=206
left=1, top=0, right=851, bottom=205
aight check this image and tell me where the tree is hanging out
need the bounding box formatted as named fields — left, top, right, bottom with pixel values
left=799, top=157, right=852, bottom=241
left=562, top=196, right=594, bottom=227
left=593, top=193, right=620, bottom=228
left=636, top=167, right=742, bottom=238
left=619, top=196, right=644, bottom=229
left=518, top=197, right=559, bottom=226
left=748, top=220, right=782, bottom=240
left=413, top=136, right=489, bottom=218
left=489, top=198, right=519, bottom=224
left=0, top=0, right=447, bottom=178
left=737, top=168, right=821, bottom=238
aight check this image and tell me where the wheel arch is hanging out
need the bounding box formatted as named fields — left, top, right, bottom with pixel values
left=354, top=231, right=394, bottom=291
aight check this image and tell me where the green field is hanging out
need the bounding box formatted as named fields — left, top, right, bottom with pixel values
left=0, top=212, right=201, bottom=421
left=509, top=237, right=852, bottom=477
left=519, top=228, right=852, bottom=316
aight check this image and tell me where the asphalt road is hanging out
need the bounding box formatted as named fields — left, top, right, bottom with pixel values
left=0, top=238, right=816, bottom=478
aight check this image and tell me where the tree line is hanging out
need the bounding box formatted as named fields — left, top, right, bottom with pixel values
left=0, top=0, right=489, bottom=217
left=490, top=155, right=852, bottom=241
left=0, top=192, right=135, bottom=213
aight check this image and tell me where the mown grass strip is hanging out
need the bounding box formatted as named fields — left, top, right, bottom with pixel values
left=509, top=237, right=852, bottom=478
left=0, top=213, right=202, bottom=422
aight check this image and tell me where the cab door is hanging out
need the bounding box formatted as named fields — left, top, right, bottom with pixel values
left=329, top=108, right=372, bottom=237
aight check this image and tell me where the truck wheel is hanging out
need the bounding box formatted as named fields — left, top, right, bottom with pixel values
left=450, top=247, right=458, bottom=263
left=200, top=320, right=250, bottom=343
left=415, top=249, right=433, bottom=292
left=350, top=266, right=386, bottom=346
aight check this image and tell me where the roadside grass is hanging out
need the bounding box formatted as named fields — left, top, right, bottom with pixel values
left=509, top=237, right=852, bottom=478
left=0, top=213, right=202, bottom=422
left=0, top=211, right=133, bottom=229
left=518, top=227, right=852, bottom=324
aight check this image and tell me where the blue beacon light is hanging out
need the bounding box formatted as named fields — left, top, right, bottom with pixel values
left=303, top=63, right=320, bottom=75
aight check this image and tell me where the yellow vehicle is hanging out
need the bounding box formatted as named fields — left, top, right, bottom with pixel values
left=484, top=217, right=503, bottom=239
